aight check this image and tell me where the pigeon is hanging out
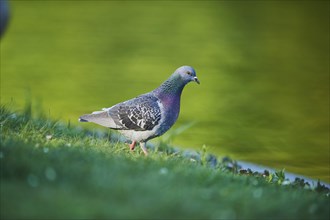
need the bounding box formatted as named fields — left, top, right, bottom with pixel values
left=79, top=66, right=200, bottom=155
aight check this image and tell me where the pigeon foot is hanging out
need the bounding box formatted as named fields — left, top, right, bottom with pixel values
left=129, top=141, right=136, bottom=150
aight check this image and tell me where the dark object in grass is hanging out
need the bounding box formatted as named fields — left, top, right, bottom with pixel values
left=0, top=0, right=10, bottom=38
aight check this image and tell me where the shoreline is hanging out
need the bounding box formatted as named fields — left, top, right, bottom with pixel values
left=237, top=160, right=330, bottom=188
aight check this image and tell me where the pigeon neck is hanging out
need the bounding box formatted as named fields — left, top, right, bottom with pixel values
left=154, top=74, right=186, bottom=99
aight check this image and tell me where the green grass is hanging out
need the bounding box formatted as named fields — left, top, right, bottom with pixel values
left=1, top=106, right=329, bottom=219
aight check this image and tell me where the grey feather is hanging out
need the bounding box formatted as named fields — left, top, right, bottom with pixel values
left=78, top=95, right=161, bottom=131
left=79, top=111, right=116, bottom=128
left=108, top=95, right=161, bottom=131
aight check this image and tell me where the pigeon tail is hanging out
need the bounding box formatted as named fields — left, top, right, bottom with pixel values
left=79, top=117, right=89, bottom=122
left=79, top=111, right=117, bottom=128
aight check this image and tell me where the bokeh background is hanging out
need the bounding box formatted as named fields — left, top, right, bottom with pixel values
left=1, top=1, right=329, bottom=182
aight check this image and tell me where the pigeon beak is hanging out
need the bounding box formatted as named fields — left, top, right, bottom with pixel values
left=194, top=77, right=200, bottom=84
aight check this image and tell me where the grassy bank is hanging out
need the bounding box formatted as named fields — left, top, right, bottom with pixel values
left=0, top=106, right=329, bottom=219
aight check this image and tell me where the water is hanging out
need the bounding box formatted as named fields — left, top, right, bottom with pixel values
left=1, top=1, right=329, bottom=182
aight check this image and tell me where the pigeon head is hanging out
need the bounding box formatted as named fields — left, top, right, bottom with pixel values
left=174, top=66, right=200, bottom=85
left=154, top=65, right=200, bottom=97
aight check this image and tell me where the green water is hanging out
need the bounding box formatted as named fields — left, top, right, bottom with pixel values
left=1, top=1, right=329, bottom=182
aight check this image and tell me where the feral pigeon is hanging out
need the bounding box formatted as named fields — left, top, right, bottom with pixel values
left=79, top=66, right=200, bottom=155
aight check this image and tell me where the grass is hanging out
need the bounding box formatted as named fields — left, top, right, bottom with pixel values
left=0, top=106, right=329, bottom=219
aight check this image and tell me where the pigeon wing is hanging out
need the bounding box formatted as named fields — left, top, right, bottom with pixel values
left=108, top=95, right=162, bottom=131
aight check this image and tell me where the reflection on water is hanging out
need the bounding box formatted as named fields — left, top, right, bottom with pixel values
left=1, top=1, right=329, bottom=182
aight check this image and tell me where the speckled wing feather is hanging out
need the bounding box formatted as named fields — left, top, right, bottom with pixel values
left=107, top=95, right=162, bottom=131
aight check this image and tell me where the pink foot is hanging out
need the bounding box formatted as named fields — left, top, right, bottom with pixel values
left=129, top=141, right=136, bottom=150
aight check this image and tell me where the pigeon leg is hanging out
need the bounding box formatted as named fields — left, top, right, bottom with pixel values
left=129, top=141, right=136, bottom=150
left=140, top=142, right=148, bottom=156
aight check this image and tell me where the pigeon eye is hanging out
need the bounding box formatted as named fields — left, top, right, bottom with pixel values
left=186, top=71, right=192, bottom=76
